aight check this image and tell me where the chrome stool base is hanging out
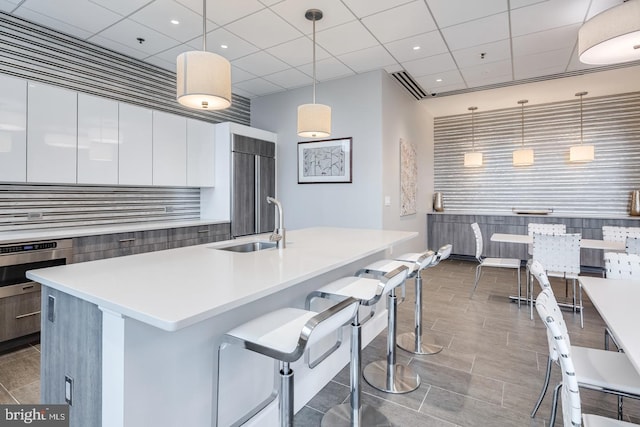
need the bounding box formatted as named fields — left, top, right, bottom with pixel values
left=397, top=332, right=443, bottom=355
left=321, top=403, right=390, bottom=427
left=363, top=361, right=420, bottom=394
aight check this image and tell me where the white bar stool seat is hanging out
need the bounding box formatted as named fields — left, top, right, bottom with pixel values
left=219, top=298, right=359, bottom=427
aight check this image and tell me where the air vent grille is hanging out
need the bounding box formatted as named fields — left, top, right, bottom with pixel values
left=391, top=71, right=428, bottom=100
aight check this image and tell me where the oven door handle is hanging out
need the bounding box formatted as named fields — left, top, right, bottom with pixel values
left=16, top=310, right=41, bottom=319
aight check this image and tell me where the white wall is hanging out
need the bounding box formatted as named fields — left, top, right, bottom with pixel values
left=380, top=73, right=434, bottom=252
left=251, top=71, right=385, bottom=230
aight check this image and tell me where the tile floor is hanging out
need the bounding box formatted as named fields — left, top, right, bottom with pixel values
left=1, top=259, right=638, bottom=426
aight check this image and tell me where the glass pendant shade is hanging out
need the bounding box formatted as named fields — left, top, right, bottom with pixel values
left=569, top=144, right=595, bottom=162
left=176, top=51, right=231, bottom=110
left=513, top=149, right=534, bottom=166
left=464, top=152, right=483, bottom=167
left=579, top=0, right=640, bottom=65
left=297, top=103, right=331, bottom=138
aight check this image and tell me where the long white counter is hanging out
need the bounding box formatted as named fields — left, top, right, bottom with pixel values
left=27, top=227, right=417, bottom=427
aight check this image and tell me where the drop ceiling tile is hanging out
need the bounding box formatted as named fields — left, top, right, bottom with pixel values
left=224, top=8, right=302, bottom=49
left=402, top=52, right=457, bottom=78
left=426, top=0, right=507, bottom=28
left=232, top=87, right=256, bottom=98
left=266, top=36, right=331, bottom=67
left=464, top=71, right=513, bottom=88
left=0, top=0, right=17, bottom=12
left=231, top=66, right=257, bottom=84
left=141, top=55, right=175, bottom=72
left=297, top=57, right=355, bottom=82
left=270, top=0, right=356, bottom=34
left=361, top=1, right=436, bottom=43
left=415, top=69, right=465, bottom=92
left=459, top=59, right=512, bottom=82
left=441, top=12, right=510, bottom=51
left=340, top=0, right=415, bottom=18
left=452, top=39, right=511, bottom=68
left=513, top=47, right=574, bottom=79
left=91, top=18, right=182, bottom=56
left=509, top=0, right=546, bottom=9
left=232, top=51, right=290, bottom=76
left=512, top=24, right=580, bottom=58
left=89, top=0, right=153, bottom=16
left=510, top=0, right=589, bottom=37
left=175, top=0, right=265, bottom=26
left=89, top=34, right=149, bottom=59
left=128, top=0, right=207, bottom=43
left=315, top=20, right=378, bottom=56
left=416, top=76, right=466, bottom=94
left=15, top=0, right=122, bottom=38
left=184, top=28, right=259, bottom=61
left=384, top=31, right=448, bottom=62
left=263, top=68, right=312, bottom=89
left=150, top=42, right=191, bottom=63
left=337, top=45, right=397, bottom=73
left=235, top=78, right=284, bottom=96
left=259, top=0, right=284, bottom=6
left=585, top=0, right=621, bottom=19
left=384, top=63, right=404, bottom=73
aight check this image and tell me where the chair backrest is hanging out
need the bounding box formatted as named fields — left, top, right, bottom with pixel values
left=602, top=225, right=640, bottom=242
left=604, top=252, right=640, bottom=278
left=529, top=260, right=551, bottom=290
left=532, top=233, right=581, bottom=276
left=626, top=236, right=640, bottom=255
left=535, top=288, right=582, bottom=427
left=527, top=223, right=566, bottom=255
left=470, top=223, right=483, bottom=261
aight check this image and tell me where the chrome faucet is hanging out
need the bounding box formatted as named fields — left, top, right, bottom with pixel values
left=266, top=197, right=285, bottom=249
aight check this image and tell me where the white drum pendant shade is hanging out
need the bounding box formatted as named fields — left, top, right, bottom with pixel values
left=513, top=149, right=534, bottom=166
left=579, top=0, right=640, bottom=65
left=297, top=103, right=331, bottom=138
left=570, top=145, right=595, bottom=162
left=176, top=51, right=231, bottom=110
left=464, top=152, right=483, bottom=167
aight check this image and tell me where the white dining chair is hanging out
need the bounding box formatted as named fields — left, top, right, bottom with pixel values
left=532, top=284, right=640, bottom=426
left=527, top=223, right=566, bottom=256
left=530, top=233, right=581, bottom=322
left=626, top=236, right=640, bottom=255
left=602, top=226, right=640, bottom=253
left=469, top=223, right=522, bottom=304
left=602, top=252, right=640, bottom=351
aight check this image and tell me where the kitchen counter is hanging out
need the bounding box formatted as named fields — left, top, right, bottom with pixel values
left=0, top=219, right=228, bottom=244
left=28, top=227, right=417, bottom=427
left=429, top=210, right=640, bottom=220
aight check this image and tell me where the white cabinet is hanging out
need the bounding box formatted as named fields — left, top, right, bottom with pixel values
left=187, top=119, right=215, bottom=187
left=77, top=94, right=119, bottom=185
left=0, top=75, right=27, bottom=183
left=119, top=103, right=152, bottom=186
left=152, top=111, right=186, bottom=186
left=27, top=83, right=77, bottom=184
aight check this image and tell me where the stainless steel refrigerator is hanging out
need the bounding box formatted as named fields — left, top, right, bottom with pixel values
left=230, top=134, right=276, bottom=237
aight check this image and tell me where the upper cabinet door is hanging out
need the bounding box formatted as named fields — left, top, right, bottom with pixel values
left=153, top=111, right=187, bottom=186
left=0, top=75, right=27, bottom=183
left=27, top=83, right=77, bottom=184
left=187, top=119, right=215, bottom=187
left=77, top=94, right=119, bottom=185
left=119, top=103, right=152, bottom=186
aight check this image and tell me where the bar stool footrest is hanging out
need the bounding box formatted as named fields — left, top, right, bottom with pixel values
left=363, top=361, right=420, bottom=394
left=397, top=332, right=443, bottom=355
left=321, top=403, right=390, bottom=427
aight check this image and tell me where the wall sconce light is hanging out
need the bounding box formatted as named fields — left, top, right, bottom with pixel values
left=569, top=91, right=594, bottom=163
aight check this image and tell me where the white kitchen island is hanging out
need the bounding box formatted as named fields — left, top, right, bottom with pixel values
left=26, top=227, right=417, bottom=427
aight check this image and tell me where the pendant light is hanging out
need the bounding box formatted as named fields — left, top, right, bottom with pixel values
left=569, top=91, right=594, bottom=163
left=176, top=0, right=231, bottom=110
left=463, top=106, right=483, bottom=167
left=578, top=0, right=640, bottom=65
left=297, top=9, right=331, bottom=138
left=513, top=100, right=534, bottom=166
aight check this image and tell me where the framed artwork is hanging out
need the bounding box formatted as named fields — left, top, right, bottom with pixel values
left=297, top=137, right=352, bottom=184
left=400, top=138, right=417, bottom=216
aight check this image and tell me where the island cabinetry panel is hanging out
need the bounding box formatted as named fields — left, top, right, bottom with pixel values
left=167, top=223, right=230, bottom=248
left=0, top=74, right=27, bottom=183
left=0, top=291, right=40, bottom=342
left=77, top=94, right=119, bottom=185
left=41, top=286, right=101, bottom=427
left=152, top=112, right=187, bottom=186
left=118, top=103, right=152, bottom=186
left=27, top=82, right=77, bottom=184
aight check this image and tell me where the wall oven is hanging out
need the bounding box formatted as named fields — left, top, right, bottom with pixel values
left=0, top=239, right=73, bottom=343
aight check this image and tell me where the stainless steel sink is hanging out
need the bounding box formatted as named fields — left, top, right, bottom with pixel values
left=214, top=241, right=277, bottom=253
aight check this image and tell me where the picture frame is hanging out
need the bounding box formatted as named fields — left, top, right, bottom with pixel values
left=297, top=137, right=352, bottom=184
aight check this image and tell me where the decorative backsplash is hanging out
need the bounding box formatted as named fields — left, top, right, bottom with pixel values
left=434, top=92, right=640, bottom=215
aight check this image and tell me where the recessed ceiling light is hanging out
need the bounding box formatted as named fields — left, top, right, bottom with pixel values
left=436, top=78, right=443, bottom=82
left=412, top=46, right=420, bottom=50
left=170, top=19, right=180, bottom=25
left=220, top=44, right=228, bottom=49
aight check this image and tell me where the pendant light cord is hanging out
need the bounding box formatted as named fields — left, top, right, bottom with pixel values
left=202, top=0, right=206, bottom=52
left=521, top=103, right=524, bottom=147
left=312, top=16, right=316, bottom=104
left=580, top=94, right=584, bottom=145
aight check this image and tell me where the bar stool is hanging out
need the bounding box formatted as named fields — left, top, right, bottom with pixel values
left=218, top=297, right=359, bottom=427
left=395, top=243, right=451, bottom=355
left=306, top=263, right=409, bottom=426
left=356, top=259, right=421, bottom=394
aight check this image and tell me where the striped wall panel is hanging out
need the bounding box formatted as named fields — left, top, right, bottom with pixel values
left=0, top=12, right=250, bottom=126
left=0, top=185, right=200, bottom=231
left=434, top=92, right=640, bottom=215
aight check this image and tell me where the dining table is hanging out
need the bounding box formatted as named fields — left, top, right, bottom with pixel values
left=490, top=233, right=626, bottom=251
left=579, top=276, right=640, bottom=373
